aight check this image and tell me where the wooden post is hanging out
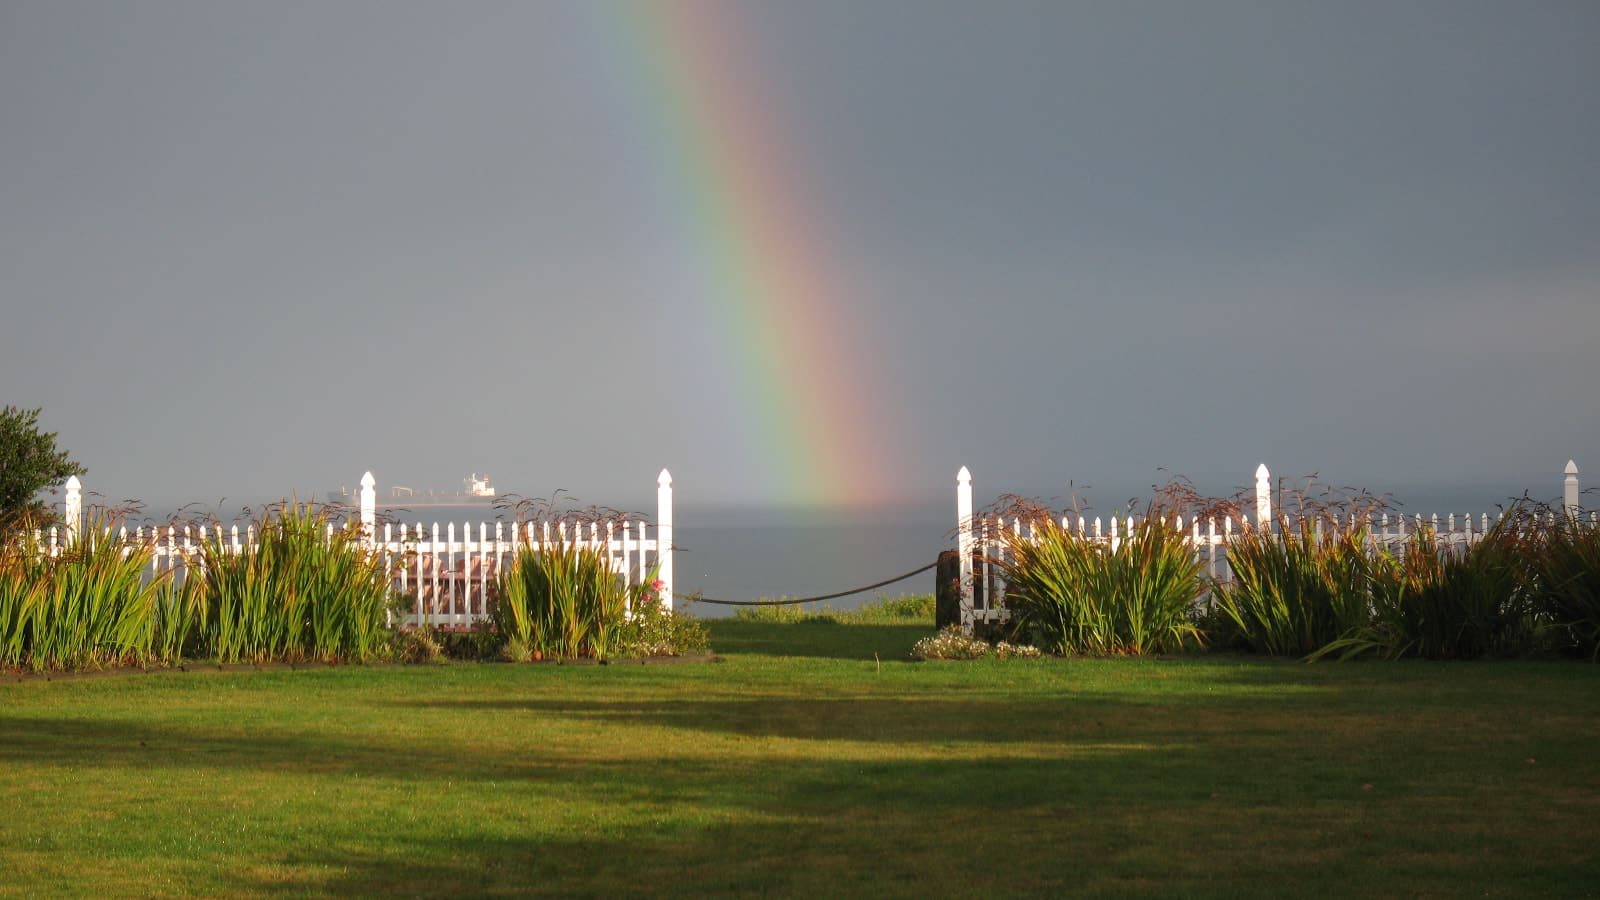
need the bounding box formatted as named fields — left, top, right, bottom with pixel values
left=359, top=471, right=376, bottom=547
left=957, top=466, right=974, bottom=633
left=1565, top=460, right=1580, bottom=520
left=63, top=475, right=82, bottom=543
left=1255, top=463, right=1272, bottom=531
left=657, top=469, right=674, bottom=611
left=935, top=550, right=963, bottom=630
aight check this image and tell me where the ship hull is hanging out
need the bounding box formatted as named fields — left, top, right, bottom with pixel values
left=324, top=493, right=499, bottom=508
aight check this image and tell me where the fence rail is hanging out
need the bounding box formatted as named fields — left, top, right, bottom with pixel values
left=955, top=461, right=1589, bottom=631
left=40, top=469, right=676, bottom=630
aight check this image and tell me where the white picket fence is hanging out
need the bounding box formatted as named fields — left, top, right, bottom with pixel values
left=45, top=469, right=676, bottom=629
left=954, top=461, right=1589, bottom=631
left=378, top=515, right=667, bottom=628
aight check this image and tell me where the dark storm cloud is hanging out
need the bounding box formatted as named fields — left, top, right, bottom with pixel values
left=2, top=1, right=1595, bottom=507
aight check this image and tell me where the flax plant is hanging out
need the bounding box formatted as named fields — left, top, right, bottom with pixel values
left=1338, top=518, right=1535, bottom=660
left=493, top=540, right=638, bottom=660
left=0, top=521, right=164, bottom=671
left=999, top=517, right=1204, bottom=655
left=191, top=502, right=392, bottom=663
left=1211, top=519, right=1373, bottom=658
left=153, top=574, right=206, bottom=665
left=1529, top=513, right=1600, bottom=659
left=0, top=537, right=45, bottom=667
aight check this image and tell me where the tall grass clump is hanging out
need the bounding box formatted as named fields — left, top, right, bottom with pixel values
left=1528, top=513, right=1600, bottom=659
left=731, top=601, right=831, bottom=624
left=999, top=518, right=1204, bottom=655
left=190, top=502, right=392, bottom=664
left=0, top=545, right=33, bottom=666
left=154, top=574, right=206, bottom=665
left=732, top=594, right=935, bottom=625
left=1338, top=520, right=1533, bottom=660
left=1212, top=521, right=1373, bottom=657
left=493, top=542, right=636, bottom=660
left=0, top=522, right=166, bottom=671
left=1221, top=512, right=1539, bottom=661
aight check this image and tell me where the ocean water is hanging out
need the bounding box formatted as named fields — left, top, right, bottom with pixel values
left=361, top=504, right=953, bottom=619
left=98, top=477, right=1583, bottom=619
left=673, top=514, right=950, bottom=617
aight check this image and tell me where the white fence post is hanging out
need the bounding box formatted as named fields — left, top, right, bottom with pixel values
left=957, top=466, right=974, bottom=633
left=657, top=468, right=674, bottom=611
left=1255, top=463, right=1272, bottom=530
left=63, top=475, right=82, bottom=543
left=1565, top=460, right=1580, bottom=519
left=359, top=471, right=376, bottom=547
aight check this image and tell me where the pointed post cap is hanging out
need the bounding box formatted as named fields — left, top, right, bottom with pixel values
left=1566, top=460, right=1579, bottom=476
left=1255, top=463, right=1270, bottom=481
left=64, top=475, right=81, bottom=491
left=957, top=465, right=971, bottom=483
left=658, top=468, right=672, bottom=486
left=360, top=471, right=376, bottom=488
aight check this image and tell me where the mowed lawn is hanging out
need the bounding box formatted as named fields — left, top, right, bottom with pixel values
left=3, top=620, right=1599, bottom=897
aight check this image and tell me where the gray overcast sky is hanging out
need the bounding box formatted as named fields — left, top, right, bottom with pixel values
left=2, top=0, right=1597, bottom=511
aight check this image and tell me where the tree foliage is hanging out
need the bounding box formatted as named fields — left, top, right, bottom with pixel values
left=0, top=406, right=86, bottom=528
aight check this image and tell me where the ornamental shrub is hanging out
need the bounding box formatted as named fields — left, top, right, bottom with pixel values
left=615, top=596, right=710, bottom=657
left=1325, top=514, right=1538, bottom=661
left=1528, top=514, right=1600, bottom=659
left=189, top=502, right=393, bottom=664
left=911, top=625, right=1042, bottom=660
left=1211, top=521, right=1373, bottom=657
left=999, top=517, right=1204, bottom=655
left=0, top=519, right=167, bottom=671
left=493, top=542, right=642, bottom=660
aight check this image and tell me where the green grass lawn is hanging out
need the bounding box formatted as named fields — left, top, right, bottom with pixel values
left=3, top=618, right=1599, bottom=897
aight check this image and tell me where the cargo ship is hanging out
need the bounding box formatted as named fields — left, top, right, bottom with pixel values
left=326, top=473, right=499, bottom=508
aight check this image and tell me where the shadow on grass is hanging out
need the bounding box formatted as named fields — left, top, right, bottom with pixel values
left=374, top=694, right=1241, bottom=744
left=240, top=801, right=1227, bottom=897
left=3, top=673, right=1553, bottom=779
left=211, top=745, right=1596, bottom=898
left=1, top=692, right=1237, bottom=774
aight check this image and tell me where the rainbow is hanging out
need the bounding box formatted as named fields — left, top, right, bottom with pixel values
left=599, top=0, right=899, bottom=507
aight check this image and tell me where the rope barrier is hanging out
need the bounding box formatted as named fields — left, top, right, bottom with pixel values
left=689, top=559, right=942, bottom=606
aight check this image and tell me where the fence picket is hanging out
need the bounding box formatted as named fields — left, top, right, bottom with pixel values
left=623, top=521, right=635, bottom=584
left=1207, top=518, right=1218, bottom=582
left=429, top=523, right=440, bottom=625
